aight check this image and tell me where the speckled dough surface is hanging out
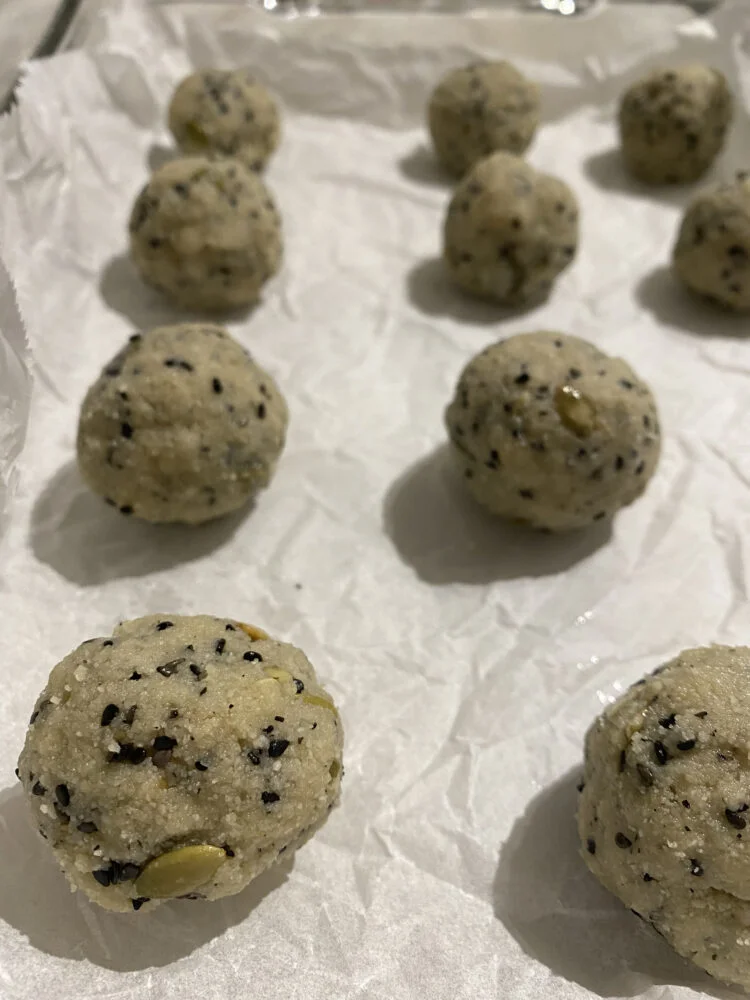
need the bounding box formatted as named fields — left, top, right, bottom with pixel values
left=445, top=331, right=660, bottom=531
left=673, top=175, right=750, bottom=311
left=129, top=156, right=282, bottom=311
left=17, top=615, right=343, bottom=913
left=428, top=61, right=539, bottom=177
left=168, top=69, right=280, bottom=171
left=618, top=65, right=732, bottom=185
left=77, top=323, right=288, bottom=524
left=443, top=152, right=578, bottom=306
left=578, top=646, right=750, bottom=991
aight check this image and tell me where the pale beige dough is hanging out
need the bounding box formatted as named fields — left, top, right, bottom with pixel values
left=18, top=615, right=343, bottom=913
left=673, top=175, right=750, bottom=311
left=129, top=156, right=282, bottom=311
left=168, top=69, right=280, bottom=172
left=619, top=65, right=732, bottom=185
left=428, top=61, right=539, bottom=177
left=77, top=323, right=288, bottom=524
left=445, top=331, right=660, bottom=531
left=579, top=646, right=750, bottom=991
left=443, top=152, right=578, bottom=306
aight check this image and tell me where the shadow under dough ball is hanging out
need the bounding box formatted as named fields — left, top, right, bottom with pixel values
left=77, top=323, right=288, bottom=524
left=18, top=615, right=343, bottom=913
left=619, top=65, right=732, bottom=185
left=129, top=156, right=282, bottom=311
left=443, top=151, right=578, bottom=306
left=428, top=61, right=539, bottom=178
left=673, top=174, right=750, bottom=311
left=578, top=645, right=750, bottom=991
left=168, top=68, right=281, bottom=172
left=445, top=331, right=660, bottom=531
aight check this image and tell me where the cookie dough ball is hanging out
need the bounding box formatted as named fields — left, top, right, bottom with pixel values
left=578, top=646, right=750, bottom=991
left=445, top=332, right=660, bottom=531
left=18, top=615, right=343, bottom=913
left=619, top=65, right=732, bottom=185
left=168, top=69, right=280, bottom=172
left=428, top=61, right=539, bottom=177
left=77, top=323, right=288, bottom=524
left=443, top=152, right=578, bottom=307
left=672, top=175, right=750, bottom=311
left=129, top=156, right=282, bottom=311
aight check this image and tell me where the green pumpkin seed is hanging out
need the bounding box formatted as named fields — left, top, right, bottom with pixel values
left=134, top=844, right=226, bottom=899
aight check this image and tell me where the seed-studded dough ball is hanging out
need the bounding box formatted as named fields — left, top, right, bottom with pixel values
left=443, top=152, right=578, bottom=307
left=168, top=69, right=280, bottom=172
left=672, top=175, right=750, bottom=311
left=578, top=646, right=750, bottom=991
left=77, top=323, right=288, bottom=524
left=17, top=615, right=343, bottom=913
left=445, top=332, right=660, bottom=531
left=428, top=61, right=539, bottom=178
left=619, top=65, right=732, bottom=185
left=129, top=156, right=282, bottom=311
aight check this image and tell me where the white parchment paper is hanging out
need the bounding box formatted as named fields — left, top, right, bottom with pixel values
left=2, top=1, right=750, bottom=997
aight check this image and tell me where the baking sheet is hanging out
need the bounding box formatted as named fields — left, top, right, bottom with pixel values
left=1, top=0, right=750, bottom=997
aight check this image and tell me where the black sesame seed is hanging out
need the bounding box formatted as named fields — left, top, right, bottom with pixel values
left=129, top=672, right=141, bottom=681
left=199, top=687, right=207, bottom=696
left=263, top=725, right=274, bottom=734
left=223, top=844, right=235, bottom=857
left=247, top=750, right=261, bottom=765
left=619, top=379, right=634, bottom=390
left=659, top=714, right=676, bottom=729
left=121, top=422, right=133, bottom=439
left=261, top=791, right=280, bottom=805
left=519, top=489, right=534, bottom=500
left=615, top=832, right=632, bottom=849
left=677, top=739, right=696, bottom=751
left=653, top=741, right=670, bottom=765
left=164, top=358, right=194, bottom=372
left=189, top=664, right=204, bottom=679
left=243, top=651, right=263, bottom=662
left=635, top=461, right=645, bottom=475
left=174, top=183, right=189, bottom=197
left=132, top=897, right=149, bottom=910
left=55, top=784, right=70, bottom=807
left=100, top=704, right=119, bottom=727
left=568, top=367, right=581, bottom=379
left=195, top=761, right=209, bottom=771
left=257, top=403, right=266, bottom=419
left=77, top=820, right=98, bottom=834
left=514, top=372, right=530, bottom=385
left=212, top=378, right=223, bottom=394
left=636, top=764, right=654, bottom=787
left=123, top=705, right=137, bottom=726
left=615, top=456, right=625, bottom=471
left=586, top=838, right=596, bottom=854
left=294, top=678, right=304, bottom=694
left=215, top=638, right=226, bottom=654
left=153, top=735, right=177, bottom=752
left=268, top=739, right=290, bottom=758
left=728, top=245, right=747, bottom=259
left=93, top=868, right=113, bottom=887
left=32, top=781, right=46, bottom=796
left=226, top=624, right=236, bottom=631
left=690, top=859, right=704, bottom=877
left=119, top=863, right=140, bottom=882
left=107, top=743, right=147, bottom=765
left=726, top=807, right=747, bottom=830
left=643, top=873, right=654, bottom=882
left=618, top=749, right=626, bottom=772
left=157, top=621, right=173, bottom=631
left=157, top=658, right=184, bottom=677
left=695, top=711, right=708, bottom=719
left=119, top=505, right=134, bottom=515
left=169, top=709, right=180, bottom=719
left=682, top=799, right=691, bottom=809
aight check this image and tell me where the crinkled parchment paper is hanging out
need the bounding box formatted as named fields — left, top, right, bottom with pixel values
left=1, top=1, right=750, bottom=997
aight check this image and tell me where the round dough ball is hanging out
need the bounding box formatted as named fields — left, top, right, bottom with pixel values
left=672, top=174, right=750, bottom=311
left=77, top=323, right=288, bottom=524
left=578, top=646, right=750, bottom=991
left=18, top=614, right=343, bottom=913
left=445, top=331, right=660, bottom=531
left=619, top=65, right=732, bottom=185
left=443, top=152, right=578, bottom=306
left=168, top=69, right=280, bottom=172
left=129, top=156, right=282, bottom=311
left=428, top=61, right=539, bottom=177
